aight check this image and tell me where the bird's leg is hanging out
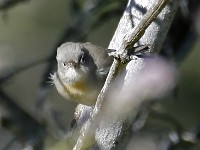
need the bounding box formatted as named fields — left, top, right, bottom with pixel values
left=108, top=44, right=150, bottom=64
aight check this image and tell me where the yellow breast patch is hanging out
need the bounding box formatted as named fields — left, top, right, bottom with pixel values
left=66, top=80, right=88, bottom=96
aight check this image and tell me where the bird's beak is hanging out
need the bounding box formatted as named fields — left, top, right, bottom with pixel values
left=68, top=62, right=78, bottom=68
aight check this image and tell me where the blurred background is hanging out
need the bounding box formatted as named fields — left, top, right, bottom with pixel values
left=0, top=0, right=200, bottom=150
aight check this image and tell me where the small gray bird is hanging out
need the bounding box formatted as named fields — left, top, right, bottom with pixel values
left=52, top=42, right=113, bottom=106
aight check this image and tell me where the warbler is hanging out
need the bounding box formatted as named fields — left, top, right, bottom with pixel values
left=52, top=42, right=113, bottom=106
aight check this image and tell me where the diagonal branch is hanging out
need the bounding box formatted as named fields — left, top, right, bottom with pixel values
left=0, top=0, right=29, bottom=10
left=73, top=0, right=178, bottom=150
left=123, top=0, right=169, bottom=49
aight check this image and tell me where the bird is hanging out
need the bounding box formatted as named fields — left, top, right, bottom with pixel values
left=51, top=42, right=113, bottom=106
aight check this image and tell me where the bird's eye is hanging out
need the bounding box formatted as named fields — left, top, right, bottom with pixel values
left=79, top=54, right=85, bottom=64
left=63, top=62, right=67, bottom=67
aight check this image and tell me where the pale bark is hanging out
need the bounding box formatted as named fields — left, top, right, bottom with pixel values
left=74, top=0, right=180, bottom=150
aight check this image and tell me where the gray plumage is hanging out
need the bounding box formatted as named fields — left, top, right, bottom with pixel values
left=53, top=42, right=113, bottom=105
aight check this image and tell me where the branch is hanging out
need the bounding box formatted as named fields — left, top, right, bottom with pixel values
left=73, top=0, right=180, bottom=150
left=0, top=59, right=47, bottom=84
left=0, top=89, right=45, bottom=149
left=122, top=0, right=170, bottom=49
left=0, top=0, right=29, bottom=10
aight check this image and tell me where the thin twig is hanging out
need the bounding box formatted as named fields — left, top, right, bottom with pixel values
left=0, top=59, right=47, bottom=84
left=0, top=0, right=29, bottom=10
left=122, top=0, right=169, bottom=49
